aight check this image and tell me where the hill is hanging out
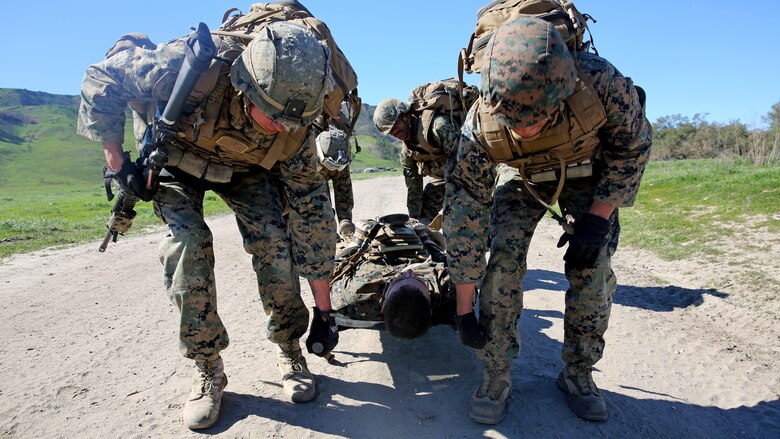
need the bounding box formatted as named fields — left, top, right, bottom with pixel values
left=0, top=88, right=400, bottom=189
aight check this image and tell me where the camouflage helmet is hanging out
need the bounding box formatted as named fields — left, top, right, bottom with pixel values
left=373, top=98, right=409, bottom=135
left=316, top=128, right=351, bottom=171
left=480, top=17, right=577, bottom=129
left=230, top=22, right=333, bottom=127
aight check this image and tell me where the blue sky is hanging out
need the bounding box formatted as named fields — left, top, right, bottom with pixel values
left=2, top=1, right=778, bottom=126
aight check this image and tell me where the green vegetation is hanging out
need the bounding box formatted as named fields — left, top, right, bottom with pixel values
left=0, top=184, right=231, bottom=258
left=619, top=158, right=780, bottom=260
left=3, top=88, right=779, bottom=265
left=651, top=103, right=779, bottom=165
left=350, top=135, right=400, bottom=171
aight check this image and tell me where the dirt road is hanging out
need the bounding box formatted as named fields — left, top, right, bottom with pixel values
left=1, top=175, right=777, bottom=438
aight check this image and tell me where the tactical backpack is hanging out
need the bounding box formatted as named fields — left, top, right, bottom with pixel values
left=214, top=2, right=361, bottom=132
left=458, top=1, right=605, bottom=232
left=405, top=78, right=478, bottom=158
left=408, top=78, right=478, bottom=127
left=459, top=0, right=595, bottom=76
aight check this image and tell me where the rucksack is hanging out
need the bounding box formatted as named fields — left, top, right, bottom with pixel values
left=405, top=78, right=478, bottom=152
left=459, top=0, right=594, bottom=75
left=215, top=2, right=361, bottom=133
left=408, top=78, right=478, bottom=125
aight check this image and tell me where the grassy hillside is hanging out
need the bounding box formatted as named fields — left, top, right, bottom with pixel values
left=0, top=90, right=108, bottom=189
left=0, top=89, right=400, bottom=190
left=0, top=88, right=401, bottom=258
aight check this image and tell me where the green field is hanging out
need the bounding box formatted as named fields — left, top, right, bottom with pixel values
left=2, top=153, right=778, bottom=261
left=619, top=158, right=780, bottom=259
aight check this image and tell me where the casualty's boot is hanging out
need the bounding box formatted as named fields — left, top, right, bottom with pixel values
left=557, top=365, right=608, bottom=421
left=183, top=357, right=228, bottom=430
left=469, top=360, right=512, bottom=424
left=277, top=341, right=316, bottom=402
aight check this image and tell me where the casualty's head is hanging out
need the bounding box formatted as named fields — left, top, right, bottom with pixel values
left=382, top=269, right=432, bottom=339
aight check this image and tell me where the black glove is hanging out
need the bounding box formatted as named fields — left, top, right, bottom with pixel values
left=454, top=311, right=487, bottom=349
left=113, top=158, right=154, bottom=202
left=556, top=213, right=610, bottom=270
left=305, top=308, right=339, bottom=357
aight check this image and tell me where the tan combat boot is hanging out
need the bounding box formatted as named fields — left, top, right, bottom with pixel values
left=183, top=357, right=228, bottom=430
left=277, top=341, right=316, bottom=402
left=469, top=360, right=512, bottom=424
left=557, top=365, right=608, bottom=421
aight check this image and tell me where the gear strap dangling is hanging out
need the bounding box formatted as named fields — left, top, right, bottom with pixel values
left=518, top=155, right=575, bottom=234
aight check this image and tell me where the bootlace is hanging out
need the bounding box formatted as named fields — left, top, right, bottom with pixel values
left=279, top=353, right=306, bottom=374
left=193, top=360, right=222, bottom=395
left=569, top=369, right=599, bottom=396
left=478, top=366, right=509, bottom=400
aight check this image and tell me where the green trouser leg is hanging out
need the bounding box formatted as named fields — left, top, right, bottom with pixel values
left=478, top=168, right=546, bottom=364
left=419, top=178, right=446, bottom=224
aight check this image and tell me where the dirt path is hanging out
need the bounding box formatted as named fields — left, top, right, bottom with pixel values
left=1, top=175, right=777, bottom=438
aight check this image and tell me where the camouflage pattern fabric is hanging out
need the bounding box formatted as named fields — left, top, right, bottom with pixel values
left=401, top=114, right=459, bottom=221
left=230, top=21, right=331, bottom=127
left=77, top=30, right=336, bottom=360
left=444, top=50, right=651, bottom=368
left=373, top=98, right=408, bottom=134
left=320, top=165, right=354, bottom=222
left=480, top=17, right=576, bottom=129
left=331, top=258, right=455, bottom=326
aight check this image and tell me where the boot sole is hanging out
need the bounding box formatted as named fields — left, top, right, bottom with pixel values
left=556, top=374, right=608, bottom=422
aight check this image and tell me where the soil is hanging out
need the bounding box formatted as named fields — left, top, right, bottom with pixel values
left=1, top=175, right=777, bottom=438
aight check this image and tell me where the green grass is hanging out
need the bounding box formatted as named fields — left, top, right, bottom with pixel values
left=350, top=135, right=400, bottom=171
left=618, top=158, right=780, bottom=259
left=0, top=184, right=231, bottom=258
left=3, top=135, right=777, bottom=262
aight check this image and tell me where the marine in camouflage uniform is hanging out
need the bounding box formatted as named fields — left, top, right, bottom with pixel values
left=78, top=21, right=338, bottom=429
left=373, top=98, right=460, bottom=224
left=315, top=127, right=354, bottom=235
left=444, top=18, right=652, bottom=424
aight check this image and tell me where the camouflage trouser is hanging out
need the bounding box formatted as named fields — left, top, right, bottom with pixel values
left=405, top=169, right=446, bottom=223
left=329, top=166, right=354, bottom=223
left=153, top=172, right=309, bottom=361
left=419, top=178, right=446, bottom=225
left=478, top=166, right=619, bottom=369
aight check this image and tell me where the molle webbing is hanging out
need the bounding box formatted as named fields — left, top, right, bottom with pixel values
left=478, top=75, right=606, bottom=174
left=171, top=50, right=309, bottom=172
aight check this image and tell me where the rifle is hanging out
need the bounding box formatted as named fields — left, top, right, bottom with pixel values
left=331, top=221, right=382, bottom=284
left=99, top=160, right=139, bottom=252
left=98, top=22, right=216, bottom=252
left=139, top=21, right=216, bottom=193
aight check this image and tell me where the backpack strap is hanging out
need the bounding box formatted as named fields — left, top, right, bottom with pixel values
left=257, top=126, right=309, bottom=170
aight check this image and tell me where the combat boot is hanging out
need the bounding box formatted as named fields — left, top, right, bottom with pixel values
left=277, top=341, right=316, bottom=402
left=183, top=357, right=228, bottom=430
left=469, top=360, right=512, bottom=424
left=557, top=365, right=608, bottom=421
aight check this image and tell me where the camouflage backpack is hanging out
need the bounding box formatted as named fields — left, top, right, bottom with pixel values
left=459, top=0, right=594, bottom=76
left=214, top=2, right=361, bottom=132
left=406, top=78, right=478, bottom=155
left=408, top=78, right=478, bottom=126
